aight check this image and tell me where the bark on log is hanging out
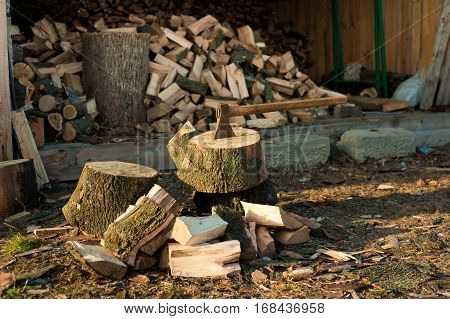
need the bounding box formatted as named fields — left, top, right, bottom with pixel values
left=103, top=184, right=181, bottom=266
left=193, top=179, right=277, bottom=214
left=81, top=32, right=150, bottom=133
left=62, top=161, right=158, bottom=236
left=0, top=159, right=39, bottom=217
left=169, top=126, right=267, bottom=193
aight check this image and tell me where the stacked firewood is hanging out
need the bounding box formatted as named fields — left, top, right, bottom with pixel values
left=11, top=11, right=322, bottom=142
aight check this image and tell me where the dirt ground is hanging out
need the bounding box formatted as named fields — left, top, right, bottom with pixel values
left=1, top=144, right=449, bottom=299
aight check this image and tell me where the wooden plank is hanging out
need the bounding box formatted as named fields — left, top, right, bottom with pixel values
left=11, top=109, right=49, bottom=187
left=0, top=1, right=13, bottom=160
left=436, top=46, right=450, bottom=105
left=348, top=95, right=409, bottom=111
left=420, top=0, right=450, bottom=110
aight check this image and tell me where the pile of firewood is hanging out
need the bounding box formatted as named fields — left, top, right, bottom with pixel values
left=66, top=183, right=319, bottom=279
left=11, top=10, right=322, bottom=142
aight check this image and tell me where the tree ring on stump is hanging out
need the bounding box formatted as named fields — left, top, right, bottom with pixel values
left=176, top=127, right=267, bottom=193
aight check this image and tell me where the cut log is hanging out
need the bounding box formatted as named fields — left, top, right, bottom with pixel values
left=187, top=15, right=218, bottom=36
left=168, top=240, right=240, bottom=278
left=171, top=215, right=228, bottom=246
left=82, top=32, right=150, bottom=133
left=12, top=62, right=34, bottom=80
left=274, top=226, right=310, bottom=245
left=38, top=95, right=60, bottom=112
left=66, top=241, right=127, bottom=280
left=11, top=109, right=49, bottom=187
left=47, top=113, right=64, bottom=131
left=212, top=205, right=257, bottom=260
left=171, top=127, right=267, bottom=193
left=62, top=161, right=158, bottom=236
left=147, top=103, right=173, bottom=122
left=0, top=159, right=39, bottom=217
left=62, top=104, right=87, bottom=120
left=255, top=227, right=275, bottom=258
left=241, top=202, right=304, bottom=230
left=62, top=115, right=94, bottom=141
left=194, top=179, right=277, bottom=214
left=103, top=184, right=181, bottom=266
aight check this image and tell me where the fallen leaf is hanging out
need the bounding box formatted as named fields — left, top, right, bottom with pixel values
left=316, top=249, right=357, bottom=262
left=251, top=270, right=268, bottom=284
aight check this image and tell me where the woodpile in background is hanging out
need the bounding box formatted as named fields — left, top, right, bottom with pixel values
left=10, top=0, right=319, bottom=144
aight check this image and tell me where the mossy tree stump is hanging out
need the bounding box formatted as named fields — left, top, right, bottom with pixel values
left=168, top=125, right=267, bottom=193
left=62, top=161, right=158, bottom=236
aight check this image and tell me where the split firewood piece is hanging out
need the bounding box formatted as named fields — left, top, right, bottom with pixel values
left=204, top=97, right=239, bottom=109
left=237, top=25, right=256, bottom=47
left=212, top=206, right=257, bottom=260
left=38, top=95, right=60, bottom=112
left=158, top=83, right=187, bottom=105
left=66, top=241, right=127, bottom=280
left=56, top=62, right=82, bottom=76
left=170, top=103, right=198, bottom=125
left=48, top=113, right=63, bottom=131
left=163, top=28, right=192, bottom=49
left=33, top=226, right=73, bottom=239
left=148, top=61, right=173, bottom=74
left=63, top=74, right=83, bottom=94
left=204, top=70, right=223, bottom=96
left=212, top=65, right=227, bottom=85
left=246, top=118, right=277, bottom=129
left=161, top=68, right=177, bottom=89
left=255, top=227, right=276, bottom=258
left=167, top=122, right=199, bottom=169
left=176, top=75, right=209, bottom=95
left=252, top=81, right=265, bottom=96
left=225, top=63, right=241, bottom=99
left=139, top=219, right=175, bottom=256
left=154, top=54, right=188, bottom=77
left=62, top=161, right=158, bottom=236
left=104, top=184, right=182, bottom=266
left=146, top=72, right=165, bottom=96
left=172, top=127, right=267, bottom=193
left=241, top=202, right=304, bottom=230
left=151, top=119, right=171, bottom=133
left=262, top=112, right=288, bottom=126
left=133, top=253, right=158, bottom=271
left=279, top=51, right=295, bottom=74
left=62, top=115, right=94, bottom=141
left=12, top=62, right=35, bottom=80
left=187, top=15, right=218, bottom=36
left=274, top=226, right=310, bottom=245
left=266, top=77, right=296, bottom=95
left=0, top=159, right=39, bottom=217
left=188, top=55, right=204, bottom=81
left=171, top=215, right=228, bottom=246
left=147, top=103, right=173, bottom=122
left=234, top=68, right=249, bottom=99
left=168, top=240, right=241, bottom=278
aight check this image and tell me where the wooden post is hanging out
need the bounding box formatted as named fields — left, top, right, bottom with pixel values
left=0, top=0, right=13, bottom=160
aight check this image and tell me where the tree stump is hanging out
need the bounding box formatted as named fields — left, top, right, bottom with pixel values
left=103, top=185, right=182, bottom=266
left=62, top=161, right=158, bottom=236
left=0, top=159, right=39, bottom=217
left=194, top=179, right=277, bottom=214
left=82, top=33, right=150, bottom=133
left=169, top=126, right=267, bottom=193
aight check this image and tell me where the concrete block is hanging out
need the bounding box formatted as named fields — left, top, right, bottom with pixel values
left=413, top=129, right=450, bottom=147
left=338, top=128, right=415, bottom=162
left=264, top=134, right=330, bottom=171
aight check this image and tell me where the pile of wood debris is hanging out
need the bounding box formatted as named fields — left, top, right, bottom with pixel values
left=64, top=183, right=320, bottom=279
left=11, top=10, right=323, bottom=143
